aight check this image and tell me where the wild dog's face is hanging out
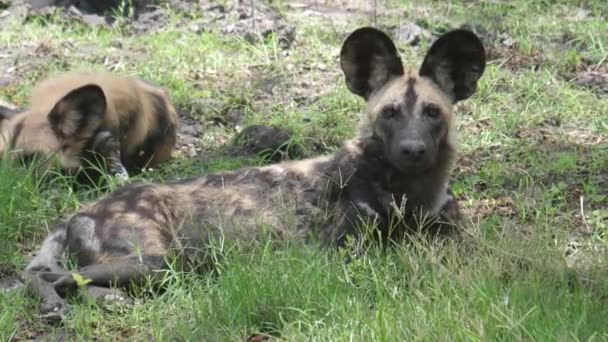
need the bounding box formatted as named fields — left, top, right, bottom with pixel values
left=340, top=27, right=485, bottom=173
left=0, top=84, right=106, bottom=170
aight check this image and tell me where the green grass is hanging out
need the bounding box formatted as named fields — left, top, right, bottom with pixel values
left=1, top=0, right=607, bottom=340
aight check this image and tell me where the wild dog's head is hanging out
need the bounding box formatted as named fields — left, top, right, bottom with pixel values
left=0, top=84, right=106, bottom=170
left=340, top=27, right=485, bottom=174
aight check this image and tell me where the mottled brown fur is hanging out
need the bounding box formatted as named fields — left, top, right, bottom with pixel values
left=23, top=27, right=485, bottom=320
left=0, top=72, right=178, bottom=179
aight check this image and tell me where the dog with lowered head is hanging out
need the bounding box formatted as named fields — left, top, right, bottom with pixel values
left=23, top=27, right=485, bottom=321
left=0, top=72, right=178, bottom=181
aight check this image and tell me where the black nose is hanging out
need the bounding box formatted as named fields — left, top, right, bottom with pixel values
left=400, top=141, right=426, bottom=160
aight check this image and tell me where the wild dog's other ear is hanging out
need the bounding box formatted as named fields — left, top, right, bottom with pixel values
left=340, top=27, right=404, bottom=100
left=48, top=84, right=106, bottom=138
left=419, top=29, right=485, bottom=102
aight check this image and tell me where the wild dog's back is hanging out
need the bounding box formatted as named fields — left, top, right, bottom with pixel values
left=73, top=156, right=335, bottom=268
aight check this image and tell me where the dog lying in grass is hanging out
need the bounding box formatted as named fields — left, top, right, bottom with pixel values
left=0, top=72, right=178, bottom=182
left=22, top=26, right=485, bottom=322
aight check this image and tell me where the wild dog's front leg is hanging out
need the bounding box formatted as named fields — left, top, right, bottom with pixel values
left=25, top=223, right=68, bottom=273
left=22, top=222, right=71, bottom=322
left=21, top=271, right=70, bottom=323
left=89, top=130, right=128, bottom=180
left=330, top=200, right=388, bottom=249
left=51, top=255, right=167, bottom=295
left=428, top=188, right=463, bottom=237
left=22, top=269, right=132, bottom=323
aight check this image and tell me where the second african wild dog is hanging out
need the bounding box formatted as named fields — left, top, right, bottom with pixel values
left=0, top=72, right=178, bottom=180
left=23, top=27, right=485, bottom=320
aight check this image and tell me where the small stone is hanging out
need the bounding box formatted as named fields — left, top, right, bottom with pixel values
left=179, top=124, right=198, bottom=136
left=224, top=107, right=245, bottom=126
left=188, top=23, right=202, bottom=33
left=207, top=4, right=225, bottom=13
left=0, top=76, right=15, bottom=87
left=179, top=135, right=198, bottom=146
left=110, top=40, right=123, bottom=48
left=570, top=8, right=591, bottom=21
left=0, top=277, right=24, bottom=294
left=499, top=33, right=515, bottom=48
left=81, top=13, right=107, bottom=27
left=394, top=22, right=427, bottom=46
left=574, top=71, right=608, bottom=94
left=191, top=98, right=224, bottom=116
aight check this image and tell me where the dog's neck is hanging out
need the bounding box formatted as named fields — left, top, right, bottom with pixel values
left=326, top=133, right=455, bottom=213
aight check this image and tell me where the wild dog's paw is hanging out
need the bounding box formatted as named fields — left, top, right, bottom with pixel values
left=39, top=298, right=70, bottom=325
left=86, top=286, right=134, bottom=308
left=428, top=189, right=465, bottom=238
left=439, top=193, right=462, bottom=225
left=113, top=169, right=130, bottom=183
left=109, top=162, right=129, bottom=183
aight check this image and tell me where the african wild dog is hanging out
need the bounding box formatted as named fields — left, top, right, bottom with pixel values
left=22, top=27, right=485, bottom=320
left=0, top=72, right=178, bottom=180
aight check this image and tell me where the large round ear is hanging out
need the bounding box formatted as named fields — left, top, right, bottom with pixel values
left=48, top=84, right=106, bottom=139
left=419, top=29, right=485, bottom=102
left=340, top=27, right=404, bottom=100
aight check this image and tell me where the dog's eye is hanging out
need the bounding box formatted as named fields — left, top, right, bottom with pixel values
left=423, top=105, right=441, bottom=119
left=381, top=106, right=398, bottom=119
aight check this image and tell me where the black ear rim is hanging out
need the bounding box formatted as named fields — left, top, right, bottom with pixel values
left=48, top=84, right=107, bottom=135
left=340, top=26, right=405, bottom=99
left=420, top=29, right=486, bottom=73
left=49, top=84, right=107, bottom=118
left=65, top=84, right=107, bottom=113
left=340, top=27, right=401, bottom=61
left=419, top=29, right=486, bottom=101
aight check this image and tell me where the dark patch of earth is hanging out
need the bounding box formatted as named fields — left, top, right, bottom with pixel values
left=175, top=113, right=206, bottom=158
left=4, top=0, right=295, bottom=47
left=25, top=0, right=147, bottom=14
left=167, top=0, right=295, bottom=48
left=0, top=264, right=23, bottom=296
left=0, top=263, right=16, bottom=278
left=233, top=124, right=299, bottom=161
left=460, top=24, right=543, bottom=72
left=572, top=70, right=608, bottom=95
left=0, top=276, right=23, bottom=294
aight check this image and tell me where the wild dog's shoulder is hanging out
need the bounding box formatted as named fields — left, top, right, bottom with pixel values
left=83, top=182, right=177, bottom=216
left=155, top=157, right=330, bottom=194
